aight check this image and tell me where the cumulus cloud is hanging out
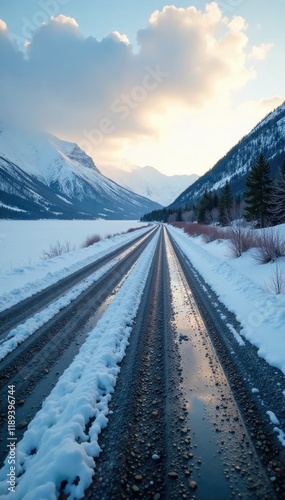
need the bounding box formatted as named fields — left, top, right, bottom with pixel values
left=0, top=3, right=275, bottom=163
left=248, top=42, right=274, bottom=60
left=239, top=96, right=284, bottom=116
left=50, top=14, right=79, bottom=27
left=0, top=19, right=7, bottom=32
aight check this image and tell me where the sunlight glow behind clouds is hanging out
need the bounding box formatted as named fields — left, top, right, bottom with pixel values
left=51, top=14, right=79, bottom=28
left=0, top=19, right=7, bottom=32
left=0, top=2, right=281, bottom=175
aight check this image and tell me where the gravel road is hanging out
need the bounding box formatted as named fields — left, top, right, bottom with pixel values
left=86, top=226, right=284, bottom=499
left=1, top=224, right=284, bottom=499
left=0, top=228, right=157, bottom=466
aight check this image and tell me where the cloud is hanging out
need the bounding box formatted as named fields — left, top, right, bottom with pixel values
left=0, top=19, right=7, bottom=32
left=248, top=43, right=274, bottom=60
left=50, top=14, right=79, bottom=27
left=239, top=96, right=284, bottom=116
left=0, top=3, right=275, bottom=164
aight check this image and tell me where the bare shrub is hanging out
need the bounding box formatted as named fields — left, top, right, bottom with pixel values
left=205, top=208, right=219, bottom=225
left=41, top=240, right=75, bottom=260
left=228, top=227, right=257, bottom=258
left=168, top=213, right=177, bottom=223
left=253, top=229, right=285, bottom=264
left=170, top=222, right=227, bottom=241
left=126, top=225, right=149, bottom=233
left=265, top=262, right=285, bottom=294
left=182, top=209, right=196, bottom=223
left=82, top=234, right=101, bottom=248
left=201, top=225, right=226, bottom=243
left=171, top=222, right=202, bottom=237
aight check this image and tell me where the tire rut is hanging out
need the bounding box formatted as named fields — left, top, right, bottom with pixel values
left=167, top=227, right=285, bottom=498
left=86, top=226, right=283, bottom=499
left=86, top=228, right=197, bottom=499
left=0, top=228, right=155, bottom=338
left=0, top=229, right=157, bottom=466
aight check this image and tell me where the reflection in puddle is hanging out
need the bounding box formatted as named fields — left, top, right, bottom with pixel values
left=165, top=230, right=267, bottom=499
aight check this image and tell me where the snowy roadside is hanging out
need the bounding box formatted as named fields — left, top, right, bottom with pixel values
left=168, top=224, right=285, bottom=448
left=0, top=255, right=122, bottom=361
left=0, top=229, right=160, bottom=499
left=0, top=226, right=152, bottom=313
left=167, top=224, right=285, bottom=376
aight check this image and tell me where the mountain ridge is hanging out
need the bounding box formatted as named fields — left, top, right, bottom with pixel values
left=100, top=161, right=198, bottom=206
left=169, top=101, right=285, bottom=208
left=0, top=127, right=161, bottom=220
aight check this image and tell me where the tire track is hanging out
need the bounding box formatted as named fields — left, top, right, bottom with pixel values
left=86, top=226, right=280, bottom=499
left=167, top=227, right=285, bottom=498
left=87, top=228, right=200, bottom=499
left=0, top=229, right=158, bottom=466
left=0, top=228, right=155, bottom=338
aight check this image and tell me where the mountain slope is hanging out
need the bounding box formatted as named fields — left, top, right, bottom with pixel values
left=0, top=127, right=161, bottom=220
left=100, top=161, right=198, bottom=206
left=170, top=102, right=285, bottom=208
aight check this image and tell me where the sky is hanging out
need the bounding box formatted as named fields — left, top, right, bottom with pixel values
left=0, top=1, right=284, bottom=176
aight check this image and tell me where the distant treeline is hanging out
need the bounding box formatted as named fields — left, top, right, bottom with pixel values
left=141, top=154, right=285, bottom=228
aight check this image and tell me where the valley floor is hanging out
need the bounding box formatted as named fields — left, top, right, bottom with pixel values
left=0, top=224, right=284, bottom=499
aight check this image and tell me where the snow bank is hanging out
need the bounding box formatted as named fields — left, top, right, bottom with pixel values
left=0, top=256, right=122, bottom=361
left=0, top=230, right=159, bottom=499
left=0, top=220, right=148, bottom=272
left=0, top=225, right=151, bottom=312
left=168, top=225, right=285, bottom=375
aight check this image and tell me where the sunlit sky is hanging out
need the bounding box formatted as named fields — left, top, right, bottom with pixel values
left=0, top=1, right=284, bottom=176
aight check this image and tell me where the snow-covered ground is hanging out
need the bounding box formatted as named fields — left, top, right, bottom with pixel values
left=167, top=224, right=285, bottom=376
left=0, top=229, right=159, bottom=500
left=0, top=222, right=285, bottom=498
left=0, top=223, right=151, bottom=312
left=0, top=220, right=146, bottom=272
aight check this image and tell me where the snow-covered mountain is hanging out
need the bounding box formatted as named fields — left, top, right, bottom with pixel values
left=170, top=101, right=285, bottom=208
left=100, top=161, right=198, bottom=206
left=0, top=126, right=161, bottom=219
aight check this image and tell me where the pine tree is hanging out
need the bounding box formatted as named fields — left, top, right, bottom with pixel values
left=244, top=153, right=273, bottom=228
left=176, top=206, right=183, bottom=222
left=271, top=159, right=285, bottom=224
left=197, top=190, right=211, bottom=224
left=218, top=181, right=233, bottom=226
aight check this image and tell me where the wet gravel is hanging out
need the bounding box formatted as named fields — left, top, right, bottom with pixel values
left=168, top=229, right=285, bottom=498
left=0, top=229, right=157, bottom=467
left=0, top=228, right=155, bottom=339
left=86, top=227, right=284, bottom=499
left=86, top=229, right=192, bottom=499
left=1, top=223, right=284, bottom=498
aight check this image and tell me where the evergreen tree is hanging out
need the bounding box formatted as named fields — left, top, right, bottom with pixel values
left=244, top=153, right=273, bottom=228
left=197, top=190, right=211, bottom=224
left=176, top=206, right=183, bottom=222
left=218, top=181, right=233, bottom=226
left=271, top=159, right=285, bottom=224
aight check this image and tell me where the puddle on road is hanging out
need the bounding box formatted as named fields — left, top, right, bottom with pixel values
left=165, top=232, right=271, bottom=499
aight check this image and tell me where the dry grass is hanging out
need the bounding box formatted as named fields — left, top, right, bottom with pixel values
left=170, top=222, right=227, bottom=242
left=81, top=234, right=101, bottom=248
left=228, top=227, right=258, bottom=258
left=41, top=240, right=76, bottom=260
left=126, top=224, right=151, bottom=233
left=254, top=229, right=285, bottom=264
left=265, top=262, right=285, bottom=294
